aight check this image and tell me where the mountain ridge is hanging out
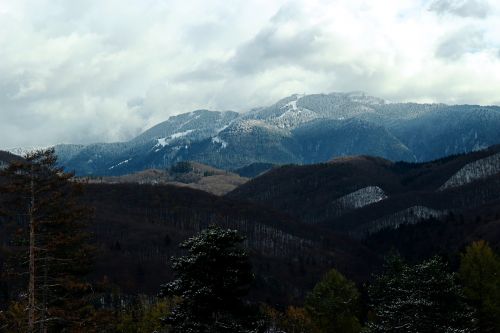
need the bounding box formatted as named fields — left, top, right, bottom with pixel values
left=7, top=91, right=500, bottom=176
left=228, top=145, right=500, bottom=238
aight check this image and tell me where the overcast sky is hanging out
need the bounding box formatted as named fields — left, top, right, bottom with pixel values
left=1, top=0, right=499, bottom=148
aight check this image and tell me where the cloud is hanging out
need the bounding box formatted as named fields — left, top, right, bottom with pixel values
left=436, top=28, right=486, bottom=59
left=0, top=0, right=500, bottom=148
left=429, top=0, right=491, bottom=18
left=229, top=26, right=324, bottom=74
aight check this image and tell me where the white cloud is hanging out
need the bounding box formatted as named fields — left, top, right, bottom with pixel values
left=429, top=0, right=491, bottom=18
left=0, top=0, right=499, bottom=148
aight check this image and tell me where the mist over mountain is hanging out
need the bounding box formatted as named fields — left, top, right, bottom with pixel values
left=36, top=92, right=500, bottom=176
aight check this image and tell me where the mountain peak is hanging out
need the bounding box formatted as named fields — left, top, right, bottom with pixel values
left=51, top=91, right=500, bottom=176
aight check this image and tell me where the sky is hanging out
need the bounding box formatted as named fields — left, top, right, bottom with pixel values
left=1, top=0, right=500, bottom=148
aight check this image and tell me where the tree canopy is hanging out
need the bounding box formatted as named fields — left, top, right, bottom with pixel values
left=305, top=268, right=361, bottom=333
left=460, top=240, right=500, bottom=333
left=160, top=225, right=264, bottom=333
left=366, top=255, right=475, bottom=333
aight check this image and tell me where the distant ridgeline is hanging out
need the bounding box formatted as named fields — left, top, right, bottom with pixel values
left=8, top=92, right=500, bottom=176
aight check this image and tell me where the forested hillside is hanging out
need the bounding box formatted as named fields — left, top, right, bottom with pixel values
left=16, top=92, right=498, bottom=176
left=2, top=147, right=500, bottom=332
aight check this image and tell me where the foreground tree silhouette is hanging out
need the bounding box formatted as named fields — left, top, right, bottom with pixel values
left=305, top=269, right=361, bottom=333
left=0, top=149, right=93, bottom=332
left=460, top=240, right=500, bottom=333
left=159, top=225, right=264, bottom=333
left=366, top=255, right=475, bottom=333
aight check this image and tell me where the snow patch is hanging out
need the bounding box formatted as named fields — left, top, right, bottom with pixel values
left=156, top=138, right=168, bottom=148
left=154, top=130, right=195, bottom=148
left=270, top=94, right=318, bottom=128
left=355, top=206, right=447, bottom=238
left=109, top=159, right=131, bottom=170
left=212, top=136, right=228, bottom=149
left=6, top=146, right=52, bottom=157
left=227, top=120, right=276, bottom=134
left=334, top=186, right=387, bottom=211
left=170, top=129, right=194, bottom=139
left=439, top=152, right=500, bottom=190
left=216, top=124, right=229, bottom=134
left=326, top=186, right=387, bottom=219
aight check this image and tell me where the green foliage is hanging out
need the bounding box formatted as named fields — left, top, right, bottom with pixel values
left=159, top=225, right=265, bottom=333
left=366, top=254, right=475, bottom=333
left=460, top=240, right=500, bottom=333
left=263, top=305, right=320, bottom=333
left=305, top=268, right=362, bottom=333
left=116, top=298, right=175, bottom=333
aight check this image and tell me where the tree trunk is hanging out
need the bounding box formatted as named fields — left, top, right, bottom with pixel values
left=28, top=165, right=36, bottom=333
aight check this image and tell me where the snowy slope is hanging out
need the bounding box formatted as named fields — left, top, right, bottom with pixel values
left=45, top=92, right=500, bottom=176
left=354, top=206, right=448, bottom=237
left=439, top=152, right=500, bottom=190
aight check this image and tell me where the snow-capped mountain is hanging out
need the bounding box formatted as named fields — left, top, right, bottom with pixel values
left=36, top=92, right=500, bottom=176
left=242, top=92, right=385, bottom=129
left=132, top=109, right=239, bottom=144
left=5, top=146, right=51, bottom=157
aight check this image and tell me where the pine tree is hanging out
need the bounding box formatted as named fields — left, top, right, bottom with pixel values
left=0, top=148, right=94, bottom=332
left=366, top=255, right=476, bottom=333
left=305, top=269, right=361, bottom=333
left=459, top=240, right=500, bottom=333
left=159, top=225, right=265, bottom=333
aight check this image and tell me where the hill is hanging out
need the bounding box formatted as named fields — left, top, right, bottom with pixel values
left=228, top=145, right=500, bottom=240
left=79, top=161, right=249, bottom=195
left=2, top=146, right=500, bottom=304
left=0, top=150, right=24, bottom=169
left=78, top=183, right=377, bottom=302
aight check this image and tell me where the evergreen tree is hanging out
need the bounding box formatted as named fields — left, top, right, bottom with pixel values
left=459, top=240, right=500, bottom=333
left=159, top=225, right=264, bottom=333
left=0, top=148, right=94, bottom=332
left=305, top=268, right=361, bottom=333
left=366, top=255, right=475, bottom=333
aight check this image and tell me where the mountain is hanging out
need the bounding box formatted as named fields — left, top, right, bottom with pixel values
left=228, top=145, right=500, bottom=239
left=176, top=119, right=300, bottom=170
left=235, top=162, right=277, bottom=178
left=243, top=92, right=385, bottom=128
left=390, top=105, right=500, bottom=161
left=42, top=92, right=500, bottom=176
left=132, top=109, right=239, bottom=144
left=81, top=161, right=249, bottom=195
left=292, top=118, right=415, bottom=163
left=0, top=150, right=24, bottom=169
